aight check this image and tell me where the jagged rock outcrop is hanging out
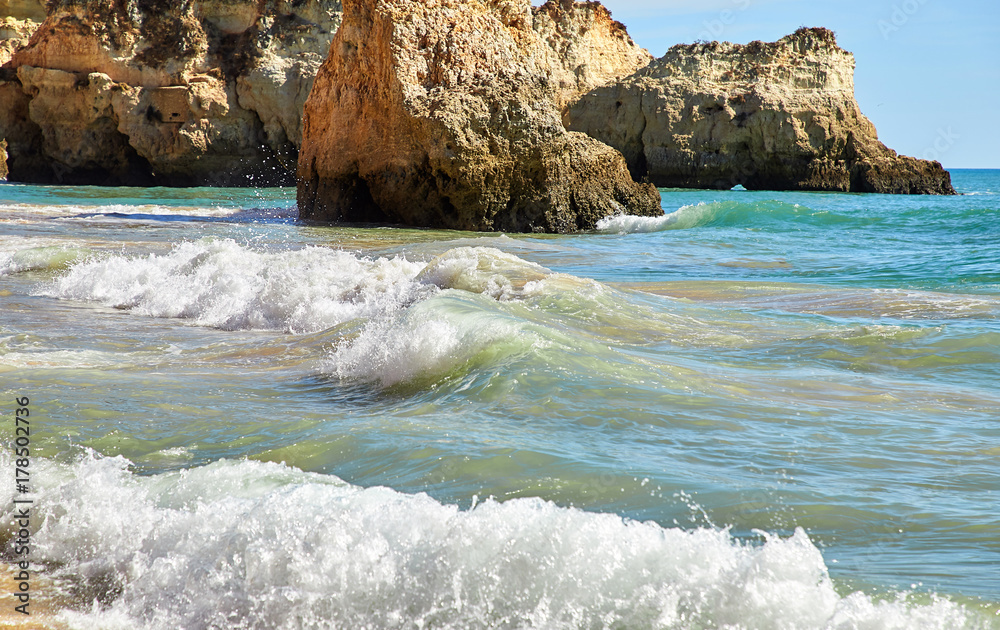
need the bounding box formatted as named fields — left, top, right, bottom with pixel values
left=296, top=0, right=661, bottom=233
left=0, top=0, right=44, bottom=66
left=566, top=27, right=955, bottom=194
left=0, top=0, right=341, bottom=186
left=0, top=0, right=44, bottom=181
left=0, top=0, right=47, bottom=21
left=532, top=0, right=652, bottom=111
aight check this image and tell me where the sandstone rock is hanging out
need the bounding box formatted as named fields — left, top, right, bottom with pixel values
left=297, top=0, right=661, bottom=233
left=565, top=27, right=955, bottom=194
left=235, top=1, right=343, bottom=153
left=1, top=0, right=341, bottom=185
left=111, top=77, right=293, bottom=186
left=0, top=0, right=45, bottom=109
left=0, top=78, right=47, bottom=181
left=10, top=0, right=204, bottom=87
left=0, top=14, right=39, bottom=66
left=532, top=0, right=652, bottom=111
left=0, top=14, right=38, bottom=180
left=17, top=66, right=142, bottom=183
left=0, top=0, right=47, bottom=21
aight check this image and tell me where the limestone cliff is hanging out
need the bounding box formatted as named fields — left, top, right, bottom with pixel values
left=0, top=0, right=44, bottom=181
left=0, top=0, right=341, bottom=186
left=296, top=0, right=661, bottom=233
left=0, top=10, right=41, bottom=67
left=565, top=28, right=955, bottom=194
left=532, top=0, right=652, bottom=111
left=0, top=1, right=43, bottom=83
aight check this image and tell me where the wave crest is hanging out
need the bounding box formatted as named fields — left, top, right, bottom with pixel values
left=43, top=239, right=430, bottom=332
left=6, top=452, right=982, bottom=630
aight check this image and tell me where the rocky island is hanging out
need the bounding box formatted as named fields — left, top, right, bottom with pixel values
left=0, top=1, right=957, bottom=232
left=565, top=27, right=955, bottom=194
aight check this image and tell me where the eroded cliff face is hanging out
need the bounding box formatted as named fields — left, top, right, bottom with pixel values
left=296, top=0, right=661, bottom=233
left=0, top=0, right=45, bottom=180
left=0, top=0, right=341, bottom=185
left=3, top=4, right=951, bottom=198
left=0, top=0, right=44, bottom=67
left=565, top=28, right=955, bottom=194
left=532, top=0, right=652, bottom=111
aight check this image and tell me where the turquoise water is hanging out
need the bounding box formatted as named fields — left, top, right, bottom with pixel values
left=1, top=170, right=998, bottom=628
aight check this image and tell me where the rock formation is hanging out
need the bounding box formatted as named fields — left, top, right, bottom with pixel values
left=565, top=27, right=955, bottom=194
left=3, top=4, right=951, bottom=200
left=297, top=0, right=661, bottom=233
left=0, top=0, right=43, bottom=181
left=0, top=0, right=44, bottom=67
left=0, top=0, right=341, bottom=186
left=532, top=0, right=652, bottom=111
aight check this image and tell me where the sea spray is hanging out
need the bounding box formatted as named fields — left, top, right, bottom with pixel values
left=323, top=292, right=536, bottom=388
left=1, top=451, right=985, bottom=630
left=43, top=239, right=430, bottom=332
left=4, top=176, right=1000, bottom=625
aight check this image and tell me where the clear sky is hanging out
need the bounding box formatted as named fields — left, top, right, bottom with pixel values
left=590, top=0, right=999, bottom=169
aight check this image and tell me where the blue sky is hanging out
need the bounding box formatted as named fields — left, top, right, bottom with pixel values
left=591, top=0, right=999, bottom=168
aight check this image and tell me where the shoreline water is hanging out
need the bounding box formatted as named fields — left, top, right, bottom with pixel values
left=1, top=170, right=998, bottom=628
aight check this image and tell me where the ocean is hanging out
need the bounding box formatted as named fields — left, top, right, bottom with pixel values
left=1, top=170, right=998, bottom=629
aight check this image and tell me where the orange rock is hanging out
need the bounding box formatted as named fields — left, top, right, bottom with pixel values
left=297, top=0, right=661, bottom=233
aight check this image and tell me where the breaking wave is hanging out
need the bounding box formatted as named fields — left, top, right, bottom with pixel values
left=2, top=451, right=987, bottom=630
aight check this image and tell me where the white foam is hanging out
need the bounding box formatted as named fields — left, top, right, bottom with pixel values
left=595, top=203, right=718, bottom=234
left=2, top=452, right=983, bottom=630
left=416, top=246, right=551, bottom=299
left=323, top=247, right=575, bottom=386
left=42, top=243, right=565, bottom=385
left=324, top=291, right=532, bottom=387
left=43, top=243, right=564, bottom=334
left=43, top=239, right=431, bottom=333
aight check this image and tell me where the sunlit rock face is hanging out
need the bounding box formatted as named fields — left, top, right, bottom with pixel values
left=532, top=0, right=653, bottom=111
left=566, top=28, right=955, bottom=194
left=0, top=0, right=341, bottom=185
left=296, top=0, right=661, bottom=233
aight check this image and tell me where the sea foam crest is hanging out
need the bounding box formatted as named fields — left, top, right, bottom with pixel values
left=596, top=203, right=720, bottom=234
left=5, top=452, right=983, bottom=630
left=596, top=200, right=831, bottom=234
left=44, top=241, right=563, bottom=333
left=323, top=291, right=534, bottom=387
left=43, top=242, right=561, bottom=385
left=326, top=247, right=552, bottom=386
left=417, top=247, right=550, bottom=299
left=44, top=239, right=430, bottom=332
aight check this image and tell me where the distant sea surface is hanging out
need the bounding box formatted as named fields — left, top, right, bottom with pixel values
left=1, top=170, right=998, bottom=629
